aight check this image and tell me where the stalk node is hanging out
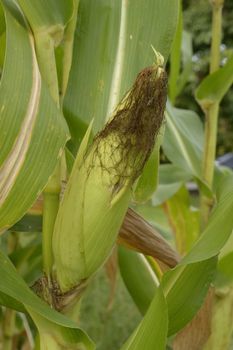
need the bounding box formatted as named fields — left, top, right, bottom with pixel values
left=32, top=275, right=87, bottom=312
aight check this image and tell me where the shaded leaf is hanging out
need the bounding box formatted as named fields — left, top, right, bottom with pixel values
left=29, top=308, right=94, bottom=350
left=0, top=1, right=69, bottom=230
left=181, top=172, right=233, bottom=265
left=0, top=291, right=25, bottom=312
left=152, top=164, right=191, bottom=206
left=162, top=257, right=217, bottom=336
left=176, top=30, right=193, bottom=96
left=173, top=288, right=213, bottom=350
left=133, top=138, right=161, bottom=203
left=163, top=102, right=204, bottom=179
left=168, top=4, right=182, bottom=103
left=11, top=214, right=42, bottom=233
left=196, top=54, right=233, bottom=109
left=163, top=186, right=199, bottom=255
left=118, top=247, right=158, bottom=315
left=0, top=249, right=94, bottom=348
left=17, top=0, right=74, bottom=37
left=0, top=1, right=5, bottom=35
left=64, top=0, right=179, bottom=150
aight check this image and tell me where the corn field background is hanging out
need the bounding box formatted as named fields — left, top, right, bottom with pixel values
left=0, top=0, right=233, bottom=349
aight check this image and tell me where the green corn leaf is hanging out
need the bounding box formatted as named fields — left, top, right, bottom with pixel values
left=152, top=164, right=191, bottom=206
left=176, top=30, right=193, bottom=96
left=168, top=2, right=182, bottom=103
left=118, top=247, right=158, bottom=315
left=163, top=102, right=204, bottom=179
left=65, top=146, right=76, bottom=174
left=159, top=172, right=233, bottom=335
left=181, top=172, right=233, bottom=265
left=215, top=252, right=233, bottom=287
left=196, top=53, right=233, bottom=109
left=16, top=0, right=75, bottom=40
left=0, top=291, right=25, bottom=312
left=133, top=132, right=162, bottom=203
left=63, top=0, right=121, bottom=147
left=120, top=287, right=168, bottom=350
left=119, top=249, right=217, bottom=338
left=29, top=308, right=94, bottom=350
left=153, top=182, right=182, bottom=206
left=162, top=257, right=217, bottom=336
left=10, top=239, right=42, bottom=284
left=163, top=186, right=199, bottom=255
left=63, top=0, right=179, bottom=149
left=0, top=2, right=5, bottom=71
left=0, top=31, right=6, bottom=70
left=0, top=249, right=95, bottom=349
left=11, top=214, right=42, bottom=233
left=17, top=0, right=78, bottom=104
left=0, top=1, right=5, bottom=35
left=157, top=173, right=233, bottom=336
left=0, top=1, right=69, bottom=231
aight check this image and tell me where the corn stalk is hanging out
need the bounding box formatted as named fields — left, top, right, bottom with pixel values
left=200, top=0, right=224, bottom=225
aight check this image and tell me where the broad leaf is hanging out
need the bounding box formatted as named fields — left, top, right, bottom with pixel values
left=162, top=257, right=217, bottom=336
left=10, top=239, right=42, bottom=284
left=160, top=173, right=233, bottom=335
left=11, top=214, right=42, bottom=233
left=0, top=31, right=5, bottom=70
left=17, top=0, right=74, bottom=37
left=0, top=291, right=25, bottom=312
left=181, top=172, right=233, bottom=265
left=0, top=1, right=5, bottom=35
left=0, top=2, right=5, bottom=70
left=196, top=53, right=233, bottom=109
left=133, top=133, right=162, bottom=203
left=17, top=0, right=78, bottom=105
left=0, top=1, right=69, bottom=230
left=0, top=249, right=94, bottom=349
left=29, top=308, right=94, bottom=350
left=163, top=186, right=199, bottom=255
left=118, top=247, right=158, bottom=315
left=176, top=30, right=193, bottom=96
left=168, top=4, right=182, bottom=103
left=152, top=164, right=191, bottom=206
left=120, top=287, right=168, bottom=350
left=64, top=0, right=179, bottom=150
left=163, top=102, right=204, bottom=178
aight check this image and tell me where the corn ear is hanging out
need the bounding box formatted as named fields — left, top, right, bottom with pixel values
left=52, top=57, right=167, bottom=292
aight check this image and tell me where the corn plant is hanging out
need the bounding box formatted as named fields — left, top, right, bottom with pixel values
left=0, top=0, right=233, bottom=349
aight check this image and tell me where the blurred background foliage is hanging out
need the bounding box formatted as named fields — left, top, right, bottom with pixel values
left=177, top=0, right=233, bottom=155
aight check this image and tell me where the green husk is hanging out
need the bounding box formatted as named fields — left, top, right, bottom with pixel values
left=52, top=58, right=167, bottom=296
